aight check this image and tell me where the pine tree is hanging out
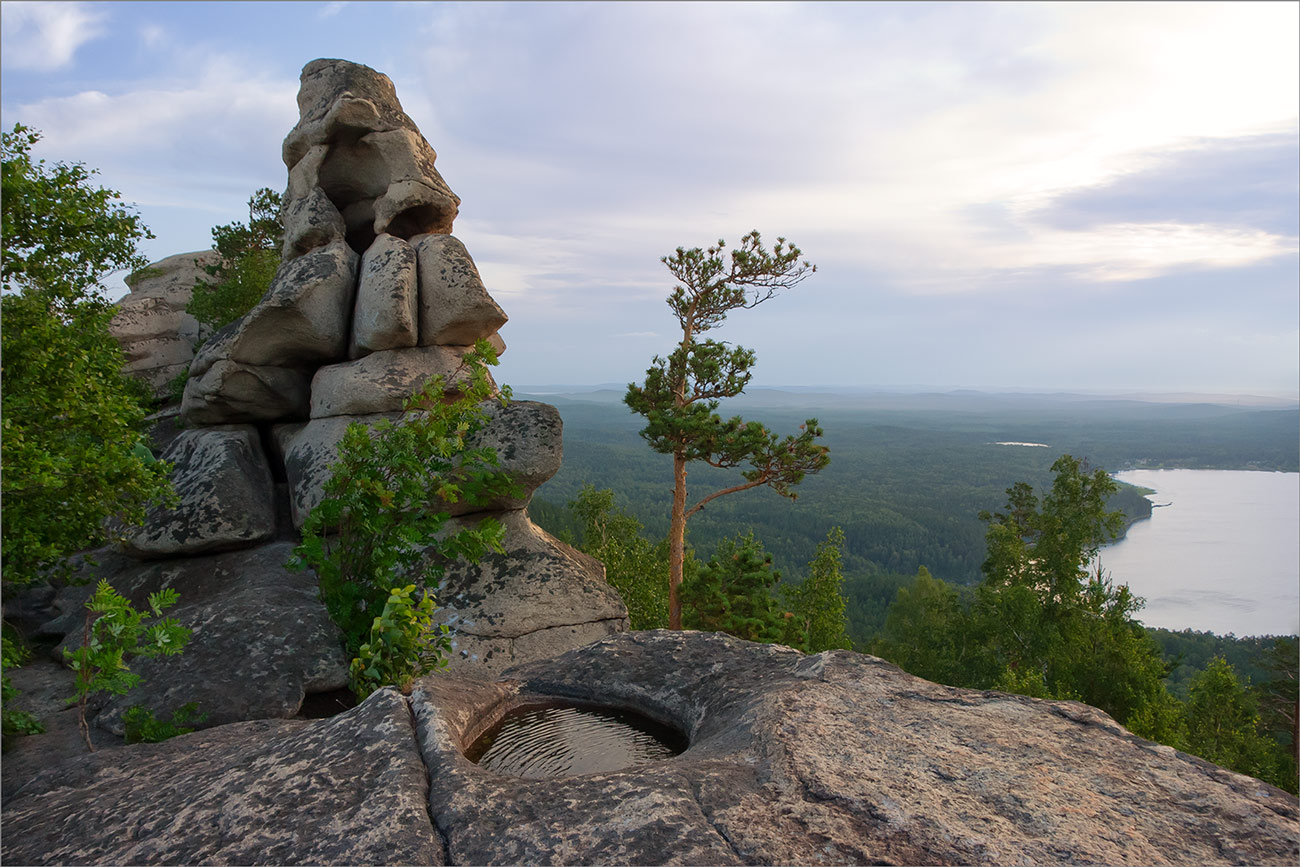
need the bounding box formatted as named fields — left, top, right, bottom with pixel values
left=625, top=231, right=829, bottom=629
left=784, top=526, right=853, bottom=652
left=682, top=532, right=787, bottom=643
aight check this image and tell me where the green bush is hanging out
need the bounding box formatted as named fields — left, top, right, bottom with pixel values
left=2, top=124, right=175, bottom=587
left=63, top=580, right=192, bottom=751
left=349, top=585, right=451, bottom=699
left=123, top=702, right=206, bottom=744
left=290, top=341, right=520, bottom=694
left=187, top=187, right=283, bottom=332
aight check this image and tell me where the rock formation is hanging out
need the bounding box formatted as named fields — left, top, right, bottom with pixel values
left=108, top=250, right=219, bottom=401
left=41, top=58, right=627, bottom=739
left=4, top=632, right=1296, bottom=866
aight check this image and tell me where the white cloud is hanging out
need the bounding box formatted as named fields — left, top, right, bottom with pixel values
left=317, top=2, right=347, bottom=19
left=140, top=24, right=165, bottom=47
left=399, top=1, right=1297, bottom=305
left=0, top=1, right=106, bottom=71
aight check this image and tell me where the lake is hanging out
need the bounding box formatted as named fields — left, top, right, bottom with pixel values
left=1100, top=469, right=1299, bottom=637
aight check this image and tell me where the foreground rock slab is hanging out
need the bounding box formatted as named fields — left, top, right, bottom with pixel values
left=1, top=690, right=443, bottom=866
left=1, top=632, right=1295, bottom=866
left=413, top=631, right=1299, bottom=866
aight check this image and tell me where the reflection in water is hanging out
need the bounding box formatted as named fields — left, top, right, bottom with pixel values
left=466, top=703, right=687, bottom=778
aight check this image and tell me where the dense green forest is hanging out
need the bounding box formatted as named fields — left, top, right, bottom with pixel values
left=527, top=389, right=1298, bottom=648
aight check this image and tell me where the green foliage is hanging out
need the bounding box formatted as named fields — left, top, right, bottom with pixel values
left=2, top=630, right=45, bottom=748
left=122, top=701, right=207, bottom=744
left=782, top=526, right=853, bottom=652
left=872, top=456, right=1169, bottom=722
left=349, top=585, right=452, bottom=699
left=63, top=580, right=191, bottom=752
left=186, top=187, right=283, bottom=331
left=964, top=455, right=1169, bottom=717
left=624, top=231, right=828, bottom=627
left=530, top=396, right=1181, bottom=606
left=1254, top=636, right=1298, bottom=782
left=682, top=532, right=790, bottom=643
left=1146, top=628, right=1283, bottom=699
left=1, top=124, right=176, bottom=587
left=167, top=367, right=191, bottom=404
left=873, top=566, right=973, bottom=685
left=289, top=342, right=519, bottom=685
left=568, top=485, right=670, bottom=629
left=1183, top=657, right=1291, bottom=789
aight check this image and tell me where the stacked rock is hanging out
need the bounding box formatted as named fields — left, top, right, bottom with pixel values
left=108, top=250, right=220, bottom=402
left=42, top=59, right=627, bottom=736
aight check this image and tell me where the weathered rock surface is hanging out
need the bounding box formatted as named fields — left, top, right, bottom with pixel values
left=177, top=240, right=360, bottom=425
left=277, top=399, right=560, bottom=529
left=6, top=633, right=1294, bottom=866
left=282, top=58, right=459, bottom=257
left=413, top=631, right=1299, bottom=866
left=42, top=542, right=348, bottom=734
left=433, top=510, right=627, bottom=676
left=226, top=239, right=360, bottom=367
left=119, top=426, right=276, bottom=558
left=309, top=344, right=489, bottom=418
left=413, top=233, right=509, bottom=345
left=180, top=356, right=312, bottom=425
left=349, top=231, right=419, bottom=357
left=110, top=250, right=219, bottom=399
left=1, top=689, right=442, bottom=866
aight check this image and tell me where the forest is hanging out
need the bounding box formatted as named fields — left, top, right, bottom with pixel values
left=528, top=388, right=1298, bottom=618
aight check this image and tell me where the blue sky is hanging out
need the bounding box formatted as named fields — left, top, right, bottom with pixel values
left=2, top=1, right=1297, bottom=396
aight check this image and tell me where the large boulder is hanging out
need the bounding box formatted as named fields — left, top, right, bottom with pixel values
left=1, top=690, right=442, bottom=866
left=119, top=426, right=276, bottom=559
left=110, top=250, right=220, bottom=400
left=226, top=239, right=360, bottom=368
left=42, top=542, right=348, bottom=735
left=309, top=344, right=490, bottom=418
left=276, top=399, right=560, bottom=529
left=177, top=240, right=359, bottom=425
left=432, top=510, right=628, bottom=676
left=413, top=233, right=508, bottom=346
left=180, top=357, right=312, bottom=425
left=349, top=232, right=419, bottom=357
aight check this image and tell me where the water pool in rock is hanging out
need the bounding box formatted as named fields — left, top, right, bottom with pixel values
left=464, top=702, right=688, bottom=778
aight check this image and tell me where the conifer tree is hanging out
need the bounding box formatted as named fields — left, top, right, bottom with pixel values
left=682, top=532, right=787, bottom=643
left=625, top=231, right=829, bottom=628
left=784, top=526, right=853, bottom=652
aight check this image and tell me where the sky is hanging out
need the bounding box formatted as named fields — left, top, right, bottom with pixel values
left=2, top=1, right=1297, bottom=396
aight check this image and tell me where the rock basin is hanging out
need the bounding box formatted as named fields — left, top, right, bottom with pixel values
left=465, top=700, right=689, bottom=779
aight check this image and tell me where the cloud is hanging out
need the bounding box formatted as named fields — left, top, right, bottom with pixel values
left=317, top=2, right=347, bottom=19
left=9, top=55, right=298, bottom=201
left=0, top=1, right=106, bottom=71
left=395, top=1, right=1298, bottom=306
left=1032, top=134, right=1300, bottom=237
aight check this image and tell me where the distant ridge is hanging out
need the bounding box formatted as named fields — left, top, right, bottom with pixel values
left=513, top=385, right=1300, bottom=410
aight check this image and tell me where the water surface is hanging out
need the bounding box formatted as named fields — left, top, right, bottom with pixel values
left=1100, top=470, right=1298, bottom=636
left=466, top=703, right=687, bottom=778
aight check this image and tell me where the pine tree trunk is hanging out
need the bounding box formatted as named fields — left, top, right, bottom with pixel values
left=668, top=452, right=688, bottom=630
